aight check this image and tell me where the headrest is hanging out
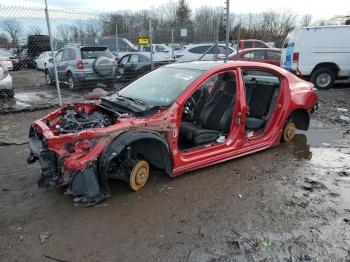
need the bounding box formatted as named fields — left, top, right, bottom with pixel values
left=222, top=72, right=234, bottom=81
left=223, top=80, right=236, bottom=94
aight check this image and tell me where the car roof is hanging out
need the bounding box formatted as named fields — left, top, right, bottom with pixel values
left=165, top=60, right=284, bottom=71
left=239, top=48, right=281, bottom=52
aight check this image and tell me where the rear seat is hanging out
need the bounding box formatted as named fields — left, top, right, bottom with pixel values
left=245, top=83, right=278, bottom=130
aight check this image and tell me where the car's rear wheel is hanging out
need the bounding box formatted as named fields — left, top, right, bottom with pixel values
left=282, top=121, right=296, bottom=142
left=310, top=68, right=335, bottom=90
left=129, top=160, right=149, bottom=192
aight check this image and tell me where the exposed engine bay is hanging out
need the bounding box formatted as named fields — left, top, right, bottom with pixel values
left=58, top=108, right=115, bottom=134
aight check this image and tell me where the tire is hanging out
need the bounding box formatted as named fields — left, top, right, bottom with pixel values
left=282, top=121, right=296, bottom=142
left=310, top=68, right=335, bottom=90
left=129, top=160, right=150, bottom=192
left=0, top=89, right=14, bottom=98
left=35, top=62, right=38, bottom=70
left=66, top=73, right=80, bottom=90
left=45, top=71, right=54, bottom=86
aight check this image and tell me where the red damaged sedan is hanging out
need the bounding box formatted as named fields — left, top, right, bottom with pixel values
left=28, top=61, right=318, bottom=206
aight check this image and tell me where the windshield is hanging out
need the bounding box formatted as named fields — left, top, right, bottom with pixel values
left=282, top=30, right=297, bottom=48
left=117, top=67, right=203, bottom=107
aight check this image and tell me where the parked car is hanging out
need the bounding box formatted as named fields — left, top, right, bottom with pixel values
left=17, top=35, right=51, bottom=68
left=116, top=52, right=174, bottom=82
left=34, top=51, right=57, bottom=70
left=233, top=39, right=271, bottom=50
left=138, top=44, right=174, bottom=60
left=45, top=44, right=117, bottom=89
left=0, top=56, right=13, bottom=71
left=0, top=50, right=19, bottom=70
left=229, top=48, right=282, bottom=66
left=175, top=44, right=236, bottom=62
left=27, top=61, right=318, bottom=206
left=168, top=43, right=183, bottom=51
left=0, top=64, right=14, bottom=98
left=281, top=25, right=350, bottom=90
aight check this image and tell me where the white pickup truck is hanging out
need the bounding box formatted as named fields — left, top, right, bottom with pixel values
left=281, top=25, right=350, bottom=90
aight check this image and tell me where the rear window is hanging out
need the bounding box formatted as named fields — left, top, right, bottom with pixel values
left=255, top=41, right=267, bottom=48
left=80, top=47, right=113, bottom=59
left=244, top=42, right=253, bottom=49
left=189, top=46, right=211, bottom=54
left=282, top=31, right=297, bottom=48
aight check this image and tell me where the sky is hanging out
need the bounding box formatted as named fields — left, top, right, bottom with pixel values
left=1, top=0, right=350, bottom=20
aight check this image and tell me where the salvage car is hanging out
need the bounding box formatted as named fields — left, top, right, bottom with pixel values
left=28, top=61, right=318, bottom=206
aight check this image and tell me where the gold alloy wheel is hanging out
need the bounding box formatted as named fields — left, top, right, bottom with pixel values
left=129, top=160, right=150, bottom=191
left=283, top=122, right=296, bottom=142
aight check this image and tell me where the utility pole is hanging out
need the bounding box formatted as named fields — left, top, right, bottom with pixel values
left=224, top=0, right=230, bottom=62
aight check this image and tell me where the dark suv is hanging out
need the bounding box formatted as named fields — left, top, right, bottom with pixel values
left=45, top=45, right=117, bottom=89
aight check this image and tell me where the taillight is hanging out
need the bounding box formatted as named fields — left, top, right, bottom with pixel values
left=76, top=60, right=84, bottom=69
left=0, top=66, right=9, bottom=79
left=292, top=52, right=299, bottom=63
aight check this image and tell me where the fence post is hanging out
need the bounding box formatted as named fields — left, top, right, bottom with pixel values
left=44, top=0, right=62, bottom=106
left=115, top=24, right=119, bottom=57
left=171, top=28, right=174, bottom=59
left=236, top=23, right=241, bottom=60
left=224, top=0, right=230, bottom=63
left=149, top=19, right=153, bottom=70
left=213, top=17, right=219, bottom=61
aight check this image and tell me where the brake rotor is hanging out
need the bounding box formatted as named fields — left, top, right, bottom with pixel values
left=283, top=122, right=296, bottom=142
left=129, top=160, right=150, bottom=191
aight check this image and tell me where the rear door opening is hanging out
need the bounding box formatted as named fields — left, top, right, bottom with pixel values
left=242, top=69, right=281, bottom=136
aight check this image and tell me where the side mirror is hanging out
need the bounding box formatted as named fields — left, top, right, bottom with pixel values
left=48, top=58, right=53, bottom=63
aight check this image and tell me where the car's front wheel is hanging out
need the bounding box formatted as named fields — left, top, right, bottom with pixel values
left=129, top=159, right=150, bottom=192
left=45, top=71, right=54, bottom=86
left=0, top=89, right=14, bottom=98
left=67, top=73, right=80, bottom=90
left=310, top=68, right=335, bottom=90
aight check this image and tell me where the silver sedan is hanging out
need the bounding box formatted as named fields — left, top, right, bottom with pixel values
left=0, top=66, right=14, bottom=98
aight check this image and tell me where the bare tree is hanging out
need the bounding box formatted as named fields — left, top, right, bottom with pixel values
left=1, top=19, right=23, bottom=45
left=0, top=33, right=9, bottom=48
left=29, top=26, right=43, bottom=35
left=56, top=24, right=71, bottom=41
left=300, top=14, right=312, bottom=27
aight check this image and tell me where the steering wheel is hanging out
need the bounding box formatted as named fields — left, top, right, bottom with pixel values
left=183, top=96, right=197, bottom=121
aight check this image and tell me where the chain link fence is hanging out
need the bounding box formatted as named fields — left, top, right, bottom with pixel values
left=0, top=4, right=229, bottom=112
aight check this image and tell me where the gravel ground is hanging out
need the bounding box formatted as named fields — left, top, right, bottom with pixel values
left=0, top=84, right=349, bottom=261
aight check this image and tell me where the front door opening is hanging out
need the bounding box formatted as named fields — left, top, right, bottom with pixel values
left=178, top=72, right=237, bottom=150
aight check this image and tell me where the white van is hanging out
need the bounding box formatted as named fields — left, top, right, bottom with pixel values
left=281, top=25, right=350, bottom=89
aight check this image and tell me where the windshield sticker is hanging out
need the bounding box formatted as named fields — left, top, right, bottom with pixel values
left=174, top=73, right=194, bottom=81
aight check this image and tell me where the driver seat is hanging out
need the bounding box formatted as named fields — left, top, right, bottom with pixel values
left=180, top=74, right=236, bottom=146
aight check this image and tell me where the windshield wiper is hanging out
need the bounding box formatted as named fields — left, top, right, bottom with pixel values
left=116, top=92, right=148, bottom=107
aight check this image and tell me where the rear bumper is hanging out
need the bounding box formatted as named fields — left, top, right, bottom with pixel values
left=73, top=70, right=116, bottom=82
